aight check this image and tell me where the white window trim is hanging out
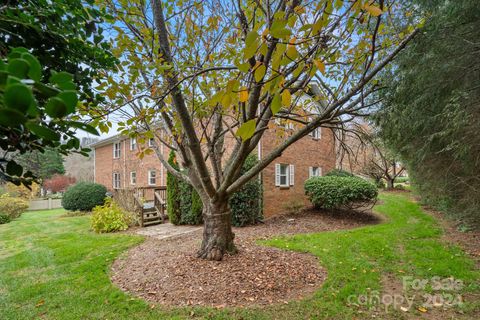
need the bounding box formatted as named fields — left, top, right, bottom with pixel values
left=148, top=170, right=156, bottom=186
left=309, top=166, right=322, bottom=178
left=130, top=171, right=136, bottom=185
left=275, top=163, right=294, bottom=187
left=130, top=137, right=137, bottom=150
left=113, top=172, right=121, bottom=189
left=307, top=117, right=322, bottom=139
left=113, top=142, right=121, bottom=159
left=148, top=138, right=155, bottom=147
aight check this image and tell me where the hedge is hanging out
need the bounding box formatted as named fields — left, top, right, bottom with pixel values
left=166, top=152, right=263, bottom=226
left=166, top=151, right=203, bottom=225
left=304, top=176, right=378, bottom=210
left=229, top=154, right=263, bottom=226
left=325, top=169, right=355, bottom=177
left=62, top=182, right=107, bottom=211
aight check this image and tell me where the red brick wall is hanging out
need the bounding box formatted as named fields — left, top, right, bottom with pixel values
left=94, top=126, right=336, bottom=217
left=260, top=126, right=336, bottom=217
left=94, top=137, right=169, bottom=200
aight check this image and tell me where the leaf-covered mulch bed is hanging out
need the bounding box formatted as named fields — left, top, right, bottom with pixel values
left=111, top=208, right=381, bottom=307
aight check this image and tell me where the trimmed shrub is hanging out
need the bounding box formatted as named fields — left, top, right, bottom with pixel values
left=305, top=176, right=378, bottom=210
left=229, top=154, right=263, bottom=227
left=325, top=169, right=355, bottom=177
left=180, top=187, right=203, bottom=225
left=62, top=182, right=107, bottom=211
left=395, top=184, right=406, bottom=190
left=0, top=214, right=11, bottom=224
left=166, top=151, right=182, bottom=224
left=91, top=198, right=133, bottom=233
left=0, top=193, right=29, bottom=219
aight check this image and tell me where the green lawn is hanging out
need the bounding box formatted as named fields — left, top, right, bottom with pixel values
left=0, top=193, right=478, bottom=319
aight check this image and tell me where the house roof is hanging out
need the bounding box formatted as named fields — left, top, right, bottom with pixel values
left=89, top=133, right=124, bottom=148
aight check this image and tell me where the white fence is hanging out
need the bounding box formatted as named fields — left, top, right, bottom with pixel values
left=28, top=198, right=63, bottom=211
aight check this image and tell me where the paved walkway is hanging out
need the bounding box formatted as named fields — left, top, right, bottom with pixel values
left=135, top=222, right=202, bottom=240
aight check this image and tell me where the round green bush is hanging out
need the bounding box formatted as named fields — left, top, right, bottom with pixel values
left=0, top=214, right=11, bottom=224
left=304, top=176, right=378, bottom=210
left=325, top=169, right=355, bottom=177
left=62, top=182, right=107, bottom=211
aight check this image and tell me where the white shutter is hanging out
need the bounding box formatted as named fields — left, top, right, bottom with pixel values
left=289, top=164, right=294, bottom=186
left=309, top=166, right=313, bottom=178
left=318, top=127, right=322, bottom=139
left=319, top=167, right=323, bottom=176
left=308, top=117, right=313, bottom=136
left=275, top=164, right=281, bottom=186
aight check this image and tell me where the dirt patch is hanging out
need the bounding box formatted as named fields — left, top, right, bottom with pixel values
left=111, top=208, right=381, bottom=307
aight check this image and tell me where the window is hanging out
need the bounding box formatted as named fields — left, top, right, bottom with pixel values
left=309, top=166, right=322, bottom=178
left=130, top=171, right=136, bottom=185
left=113, top=142, right=121, bottom=158
left=274, top=118, right=294, bottom=130
left=148, top=138, right=155, bottom=147
left=130, top=137, right=137, bottom=150
left=148, top=170, right=156, bottom=185
left=310, top=127, right=321, bottom=139
left=307, top=117, right=321, bottom=139
left=113, top=172, right=121, bottom=189
left=275, top=164, right=294, bottom=187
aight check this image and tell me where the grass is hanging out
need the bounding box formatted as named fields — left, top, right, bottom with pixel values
left=0, top=193, right=478, bottom=319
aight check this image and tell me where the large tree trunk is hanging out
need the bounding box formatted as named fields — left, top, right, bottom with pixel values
left=197, top=198, right=236, bottom=260
left=386, top=178, right=395, bottom=189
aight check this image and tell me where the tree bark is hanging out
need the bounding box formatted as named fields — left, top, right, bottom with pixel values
left=387, top=178, right=395, bottom=189
left=197, top=198, right=236, bottom=261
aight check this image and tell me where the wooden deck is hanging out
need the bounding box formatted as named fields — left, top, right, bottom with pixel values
left=113, top=186, right=167, bottom=227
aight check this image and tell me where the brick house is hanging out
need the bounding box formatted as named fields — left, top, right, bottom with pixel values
left=91, top=94, right=336, bottom=218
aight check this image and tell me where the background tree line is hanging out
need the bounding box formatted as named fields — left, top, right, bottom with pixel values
left=375, top=0, right=480, bottom=227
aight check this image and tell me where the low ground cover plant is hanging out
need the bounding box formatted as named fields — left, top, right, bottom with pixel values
left=91, top=198, right=134, bottom=233
left=0, top=193, right=29, bottom=222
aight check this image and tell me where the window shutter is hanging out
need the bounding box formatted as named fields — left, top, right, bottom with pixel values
left=275, top=164, right=280, bottom=186
left=318, top=127, right=322, bottom=139
left=289, top=164, right=294, bottom=186
left=319, top=167, right=323, bottom=176
left=308, top=117, right=313, bottom=136
left=309, top=166, right=313, bottom=178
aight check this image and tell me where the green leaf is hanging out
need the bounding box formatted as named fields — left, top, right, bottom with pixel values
left=34, top=82, right=60, bottom=98
left=68, top=121, right=100, bottom=135
left=6, top=161, right=23, bottom=177
left=236, top=119, right=257, bottom=141
left=45, top=97, right=67, bottom=118
left=57, top=91, right=78, bottom=114
left=3, top=83, right=34, bottom=112
left=7, top=58, right=30, bottom=79
left=49, top=71, right=73, bottom=85
left=21, top=53, right=42, bottom=81
left=254, top=64, right=266, bottom=82
left=26, top=123, right=61, bottom=141
left=270, top=19, right=291, bottom=39
left=0, top=109, right=27, bottom=126
left=270, top=93, right=282, bottom=115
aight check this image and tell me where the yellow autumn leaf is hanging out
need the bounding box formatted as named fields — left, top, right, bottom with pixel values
left=365, top=4, right=383, bottom=17
left=418, top=306, right=428, bottom=313
left=281, top=90, right=291, bottom=106
left=314, top=59, right=326, bottom=74
left=254, top=64, right=266, bottom=82
left=239, top=88, right=248, bottom=102
left=286, top=45, right=298, bottom=60
left=222, top=93, right=232, bottom=107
